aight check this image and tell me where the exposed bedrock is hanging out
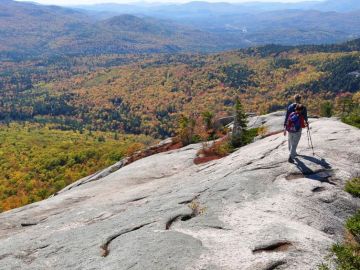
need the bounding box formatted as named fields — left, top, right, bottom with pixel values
left=0, top=114, right=359, bottom=270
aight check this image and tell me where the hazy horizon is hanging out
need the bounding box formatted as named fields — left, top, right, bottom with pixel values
left=16, top=0, right=325, bottom=7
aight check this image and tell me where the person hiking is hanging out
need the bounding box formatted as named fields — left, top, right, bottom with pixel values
left=284, top=95, right=309, bottom=163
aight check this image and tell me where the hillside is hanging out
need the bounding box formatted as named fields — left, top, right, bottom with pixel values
left=76, top=0, right=360, bottom=46
left=2, top=0, right=360, bottom=60
left=76, top=0, right=360, bottom=16
left=0, top=0, right=91, bottom=58
left=315, top=0, right=360, bottom=12
left=2, top=40, right=359, bottom=137
left=0, top=114, right=359, bottom=269
left=0, top=0, right=233, bottom=60
left=0, top=123, right=154, bottom=212
left=225, top=9, right=360, bottom=46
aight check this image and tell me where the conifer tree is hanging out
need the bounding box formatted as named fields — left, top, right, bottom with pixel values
left=231, top=98, right=247, bottom=147
left=202, top=111, right=215, bottom=139
left=320, top=101, right=333, bottom=117
left=202, top=111, right=214, bottom=131
left=177, top=115, right=196, bottom=146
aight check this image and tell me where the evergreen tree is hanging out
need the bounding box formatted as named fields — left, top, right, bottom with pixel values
left=231, top=98, right=248, bottom=147
left=202, top=111, right=214, bottom=131
left=177, top=115, right=196, bottom=146
left=320, top=101, right=333, bottom=117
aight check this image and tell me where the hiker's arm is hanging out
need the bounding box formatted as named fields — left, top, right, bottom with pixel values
left=284, top=106, right=290, bottom=127
left=283, top=114, right=287, bottom=136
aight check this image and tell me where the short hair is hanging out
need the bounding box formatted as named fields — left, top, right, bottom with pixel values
left=296, top=104, right=304, bottom=112
left=294, top=94, right=302, bottom=103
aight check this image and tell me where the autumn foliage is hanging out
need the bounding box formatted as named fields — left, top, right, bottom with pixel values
left=0, top=123, right=153, bottom=212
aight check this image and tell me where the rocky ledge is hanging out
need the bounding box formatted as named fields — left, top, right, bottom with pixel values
left=0, top=113, right=359, bottom=270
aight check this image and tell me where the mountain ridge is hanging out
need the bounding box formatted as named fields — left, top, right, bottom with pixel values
left=0, top=0, right=237, bottom=58
left=2, top=0, right=360, bottom=60
left=74, top=0, right=360, bottom=14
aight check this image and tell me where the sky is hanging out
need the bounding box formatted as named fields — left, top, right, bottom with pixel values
left=16, top=0, right=323, bottom=7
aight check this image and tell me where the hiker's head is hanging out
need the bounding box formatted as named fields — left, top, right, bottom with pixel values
left=295, top=104, right=304, bottom=112
left=294, top=94, right=302, bottom=103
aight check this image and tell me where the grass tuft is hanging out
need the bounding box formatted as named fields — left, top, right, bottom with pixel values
left=331, top=243, right=360, bottom=270
left=346, top=211, right=360, bottom=239
left=345, top=178, right=360, bottom=198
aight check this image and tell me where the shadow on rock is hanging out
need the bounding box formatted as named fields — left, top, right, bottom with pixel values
left=285, top=156, right=335, bottom=184
left=297, top=155, right=332, bottom=169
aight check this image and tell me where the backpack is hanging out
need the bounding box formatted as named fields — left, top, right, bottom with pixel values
left=286, top=112, right=302, bottom=133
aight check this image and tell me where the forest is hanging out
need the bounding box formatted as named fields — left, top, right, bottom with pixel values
left=0, top=39, right=359, bottom=211
left=0, top=122, right=153, bottom=212
left=1, top=40, right=359, bottom=137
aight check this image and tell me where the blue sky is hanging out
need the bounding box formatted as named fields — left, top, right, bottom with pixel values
left=17, top=0, right=323, bottom=6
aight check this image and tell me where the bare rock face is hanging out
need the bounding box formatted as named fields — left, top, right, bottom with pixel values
left=0, top=115, right=359, bottom=270
left=247, top=111, right=286, bottom=132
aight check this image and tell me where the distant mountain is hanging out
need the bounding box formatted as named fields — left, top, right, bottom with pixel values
left=75, top=0, right=360, bottom=16
left=226, top=9, right=360, bottom=46
left=101, top=15, right=185, bottom=36
left=0, top=0, right=91, bottom=58
left=314, top=0, right=360, bottom=12
left=74, top=1, right=360, bottom=47
left=234, top=0, right=360, bottom=12
left=0, top=0, right=244, bottom=60
left=2, top=0, right=360, bottom=60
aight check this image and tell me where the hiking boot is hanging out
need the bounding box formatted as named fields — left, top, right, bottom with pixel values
left=288, top=157, right=295, bottom=163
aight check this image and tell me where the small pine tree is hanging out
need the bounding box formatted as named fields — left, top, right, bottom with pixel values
left=231, top=98, right=248, bottom=147
left=202, top=111, right=214, bottom=131
left=177, top=115, right=196, bottom=146
left=201, top=111, right=215, bottom=139
left=320, top=101, right=333, bottom=117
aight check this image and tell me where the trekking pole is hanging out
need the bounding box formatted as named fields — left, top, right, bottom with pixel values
left=307, top=126, right=315, bottom=156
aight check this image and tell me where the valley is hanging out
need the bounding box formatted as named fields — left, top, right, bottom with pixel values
left=0, top=0, right=359, bottom=212
left=2, top=41, right=360, bottom=136
left=0, top=1, right=359, bottom=269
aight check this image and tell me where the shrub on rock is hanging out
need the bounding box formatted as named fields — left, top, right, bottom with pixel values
left=345, top=178, right=360, bottom=197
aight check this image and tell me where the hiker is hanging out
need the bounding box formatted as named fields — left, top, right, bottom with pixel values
left=284, top=95, right=309, bottom=163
